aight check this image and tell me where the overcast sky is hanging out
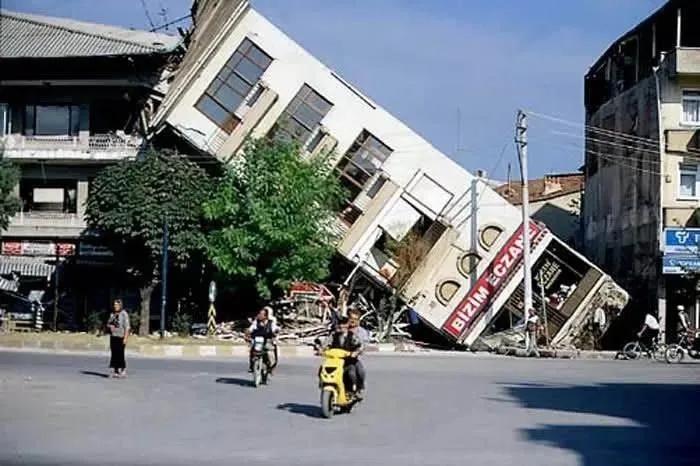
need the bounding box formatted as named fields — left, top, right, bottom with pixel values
left=4, top=0, right=668, bottom=179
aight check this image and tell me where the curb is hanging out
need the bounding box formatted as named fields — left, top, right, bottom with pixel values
left=0, top=337, right=619, bottom=360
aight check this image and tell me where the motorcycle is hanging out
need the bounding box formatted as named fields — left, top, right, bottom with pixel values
left=665, top=330, right=700, bottom=364
left=251, top=336, right=271, bottom=387
left=317, top=348, right=361, bottom=419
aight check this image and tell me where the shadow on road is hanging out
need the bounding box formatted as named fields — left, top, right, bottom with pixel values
left=502, top=381, right=700, bottom=466
left=276, top=402, right=323, bottom=418
left=79, top=370, right=110, bottom=379
left=215, top=377, right=254, bottom=387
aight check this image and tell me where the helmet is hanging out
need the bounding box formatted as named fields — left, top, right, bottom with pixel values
left=677, top=305, right=685, bottom=311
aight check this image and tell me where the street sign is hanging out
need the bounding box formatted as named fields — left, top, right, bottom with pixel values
left=208, top=281, right=217, bottom=303
left=662, top=255, right=700, bottom=274
left=663, top=227, right=700, bottom=254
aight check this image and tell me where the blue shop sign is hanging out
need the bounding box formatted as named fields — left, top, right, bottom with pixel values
left=663, top=228, right=700, bottom=254
left=662, top=255, right=700, bottom=274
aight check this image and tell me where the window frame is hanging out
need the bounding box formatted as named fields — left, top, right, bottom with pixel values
left=478, top=224, right=505, bottom=251
left=335, top=130, right=393, bottom=191
left=681, top=89, right=700, bottom=126
left=435, top=278, right=461, bottom=306
left=272, top=84, right=333, bottom=145
left=195, top=38, right=273, bottom=134
left=678, top=163, right=699, bottom=200
left=23, top=104, right=80, bottom=137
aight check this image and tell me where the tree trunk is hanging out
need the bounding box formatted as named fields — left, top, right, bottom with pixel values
left=139, top=280, right=156, bottom=336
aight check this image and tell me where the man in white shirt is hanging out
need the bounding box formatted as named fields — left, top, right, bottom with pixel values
left=637, top=312, right=660, bottom=348
left=525, top=311, right=541, bottom=357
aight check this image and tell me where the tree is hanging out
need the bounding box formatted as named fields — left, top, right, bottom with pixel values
left=0, top=143, right=20, bottom=230
left=85, top=148, right=212, bottom=335
left=202, top=138, right=344, bottom=301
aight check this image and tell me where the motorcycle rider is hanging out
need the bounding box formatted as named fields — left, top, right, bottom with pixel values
left=346, top=307, right=368, bottom=399
left=677, top=305, right=691, bottom=335
left=245, top=307, right=279, bottom=374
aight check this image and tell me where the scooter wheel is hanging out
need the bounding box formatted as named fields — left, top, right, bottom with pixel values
left=321, top=391, right=334, bottom=419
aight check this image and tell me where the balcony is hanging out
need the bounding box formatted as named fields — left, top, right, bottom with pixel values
left=666, top=48, right=700, bottom=76
left=4, top=212, right=86, bottom=238
left=1, top=133, right=143, bottom=161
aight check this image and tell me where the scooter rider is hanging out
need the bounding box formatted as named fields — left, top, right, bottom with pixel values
left=346, top=307, right=368, bottom=399
left=326, top=315, right=365, bottom=399
left=245, top=307, right=279, bottom=374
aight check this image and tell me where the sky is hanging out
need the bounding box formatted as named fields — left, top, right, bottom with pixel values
left=2, top=0, right=668, bottom=180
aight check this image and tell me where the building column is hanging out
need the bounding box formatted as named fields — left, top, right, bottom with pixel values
left=77, top=180, right=89, bottom=220
left=658, top=276, right=667, bottom=344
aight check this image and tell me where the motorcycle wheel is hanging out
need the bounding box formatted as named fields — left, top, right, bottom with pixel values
left=321, top=390, right=335, bottom=419
left=253, top=359, right=262, bottom=387
left=623, top=342, right=641, bottom=360
left=665, top=344, right=685, bottom=364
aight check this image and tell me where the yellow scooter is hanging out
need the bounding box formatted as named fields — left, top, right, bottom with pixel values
left=317, top=348, right=361, bottom=418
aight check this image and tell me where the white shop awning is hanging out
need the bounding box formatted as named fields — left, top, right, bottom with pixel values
left=0, top=256, right=55, bottom=278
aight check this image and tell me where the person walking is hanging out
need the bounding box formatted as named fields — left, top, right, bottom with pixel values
left=106, top=299, right=130, bottom=378
left=525, top=309, right=541, bottom=357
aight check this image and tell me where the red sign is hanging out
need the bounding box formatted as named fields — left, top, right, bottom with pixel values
left=1, top=241, right=75, bottom=256
left=441, top=221, right=545, bottom=339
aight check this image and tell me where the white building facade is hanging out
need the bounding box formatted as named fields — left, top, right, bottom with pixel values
left=155, top=1, right=628, bottom=347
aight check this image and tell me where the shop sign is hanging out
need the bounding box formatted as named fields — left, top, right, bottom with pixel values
left=441, top=220, right=545, bottom=339
left=663, top=228, right=700, bottom=255
left=662, top=255, right=700, bottom=274
left=1, top=241, right=75, bottom=256
left=78, top=243, right=113, bottom=257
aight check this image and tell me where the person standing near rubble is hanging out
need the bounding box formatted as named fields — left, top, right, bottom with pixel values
left=592, top=305, right=607, bottom=350
left=525, top=309, right=541, bottom=357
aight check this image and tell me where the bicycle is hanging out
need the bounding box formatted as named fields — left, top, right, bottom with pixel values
left=622, top=337, right=667, bottom=361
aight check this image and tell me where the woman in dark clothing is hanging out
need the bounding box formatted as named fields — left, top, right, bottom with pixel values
left=107, top=299, right=130, bottom=378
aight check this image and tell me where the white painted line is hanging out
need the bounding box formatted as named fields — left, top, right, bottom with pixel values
left=164, top=346, right=184, bottom=357
left=198, top=345, right=217, bottom=357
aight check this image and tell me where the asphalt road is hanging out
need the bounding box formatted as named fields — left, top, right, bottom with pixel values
left=0, top=351, right=699, bottom=466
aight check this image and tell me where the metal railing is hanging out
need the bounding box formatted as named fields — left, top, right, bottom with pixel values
left=1, top=133, right=143, bottom=152
left=10, top=211, right=85, bottom=227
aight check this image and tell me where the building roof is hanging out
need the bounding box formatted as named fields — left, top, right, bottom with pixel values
left=0, top=9, right=181, bottom=59
left=585, top=0, right=681, bottom=77
left=494, top=173, right=584, bottom=205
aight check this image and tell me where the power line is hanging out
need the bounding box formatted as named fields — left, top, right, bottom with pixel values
left=140, top=0, right=156, bottom=30
left=150, top=13, right=191, bottom=32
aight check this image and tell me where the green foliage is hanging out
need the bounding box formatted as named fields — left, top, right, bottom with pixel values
left=202, top=138, right=344, bottom=300
left=85, top=148, right=212, bottom=273
left=171, top=310, right=192, bottom=336
left=128, top=311, right=141, bottom=335
left=85, top=148, right=212, bottom=334
left=0, top=144, right=21, bottom=231
left=86, top=309, right=109, bottom=334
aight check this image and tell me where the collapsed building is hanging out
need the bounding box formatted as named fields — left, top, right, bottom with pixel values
left=151, top=0, right=629, bottom=349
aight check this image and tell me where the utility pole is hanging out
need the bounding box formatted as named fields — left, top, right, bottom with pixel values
left=538, top=269, right=549, bottom=347
left=160, top=217, right=168, bottom=339
left=515, top=109, right=533, bottom=346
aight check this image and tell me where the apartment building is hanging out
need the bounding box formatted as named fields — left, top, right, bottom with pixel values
left=0, top=10, right=179, bottom=325
left=583, top=0, right=700, bottom=343
left=153, top=1, right=628, bottom=347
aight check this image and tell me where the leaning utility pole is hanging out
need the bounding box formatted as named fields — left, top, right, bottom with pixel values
left=160, top=217, right=169, bottom=339
left=515, top=110, right=533, bottom=345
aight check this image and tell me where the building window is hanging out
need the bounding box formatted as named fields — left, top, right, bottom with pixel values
left=195, top=38, right=273, bottom=133
left=457, top=252, right=481, bottom=277
left=271, top=84, right=333, bottom=145
left=19, top=179, right=77, bottom=214
left=479, top=225, right=504, bottom=250
left=0, top=103, right=8, bottom=136
left=336, top=130, right=392, bottom=193
left=682, top=90, right=700, bottom=125
left=306, top=130, right=325, bottom=154
left=436, top=279, right=461, bottom=305
left=679, top=163, right=698, bottom=198
left=23, top=105, right=80, bottom=136
left=366, top=176, right=387, bottom=199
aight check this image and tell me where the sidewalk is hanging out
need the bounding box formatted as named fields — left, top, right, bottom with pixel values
left=0, top=333, right=619, bottom=360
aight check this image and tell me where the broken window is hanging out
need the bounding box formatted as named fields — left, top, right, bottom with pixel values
left=195, top=38, right=272, bottom=133
left=271, top=84, right=333, bottom=145
left=336, top=130, right=392, bottom=192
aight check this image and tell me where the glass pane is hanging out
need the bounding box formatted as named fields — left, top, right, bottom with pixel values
left=280, top=116, right=311, bottom=142
left=293, top=102, right=322, bottom=129
left=196, top=95, right=231, bottom=127
left=215, top=82, right=248, bottom=111
left=682, top=99, right=700, bottom=123
left=35, top=105, right=70, bottom=136
left=306, top=131, right=324, bottom=153
left=23, top=105, right=35, bottom=135
left=247, top=44, right=272, bottom=69
left=235, top=57, right=264, bottom=84
left=70, top=105, right=80, bottom=136
left=343, top=162, right=371, bottom=186
left=225, top=73, right=253, bottom=97
left=366, top=135, right=392, bottom=158
left=304, top=90, right=332, bottom=115
left=0, top=103, right=7, bottom=136
left=680, top=174, right=696, bottom=197
left=225, top=51, right=244, bottom=72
